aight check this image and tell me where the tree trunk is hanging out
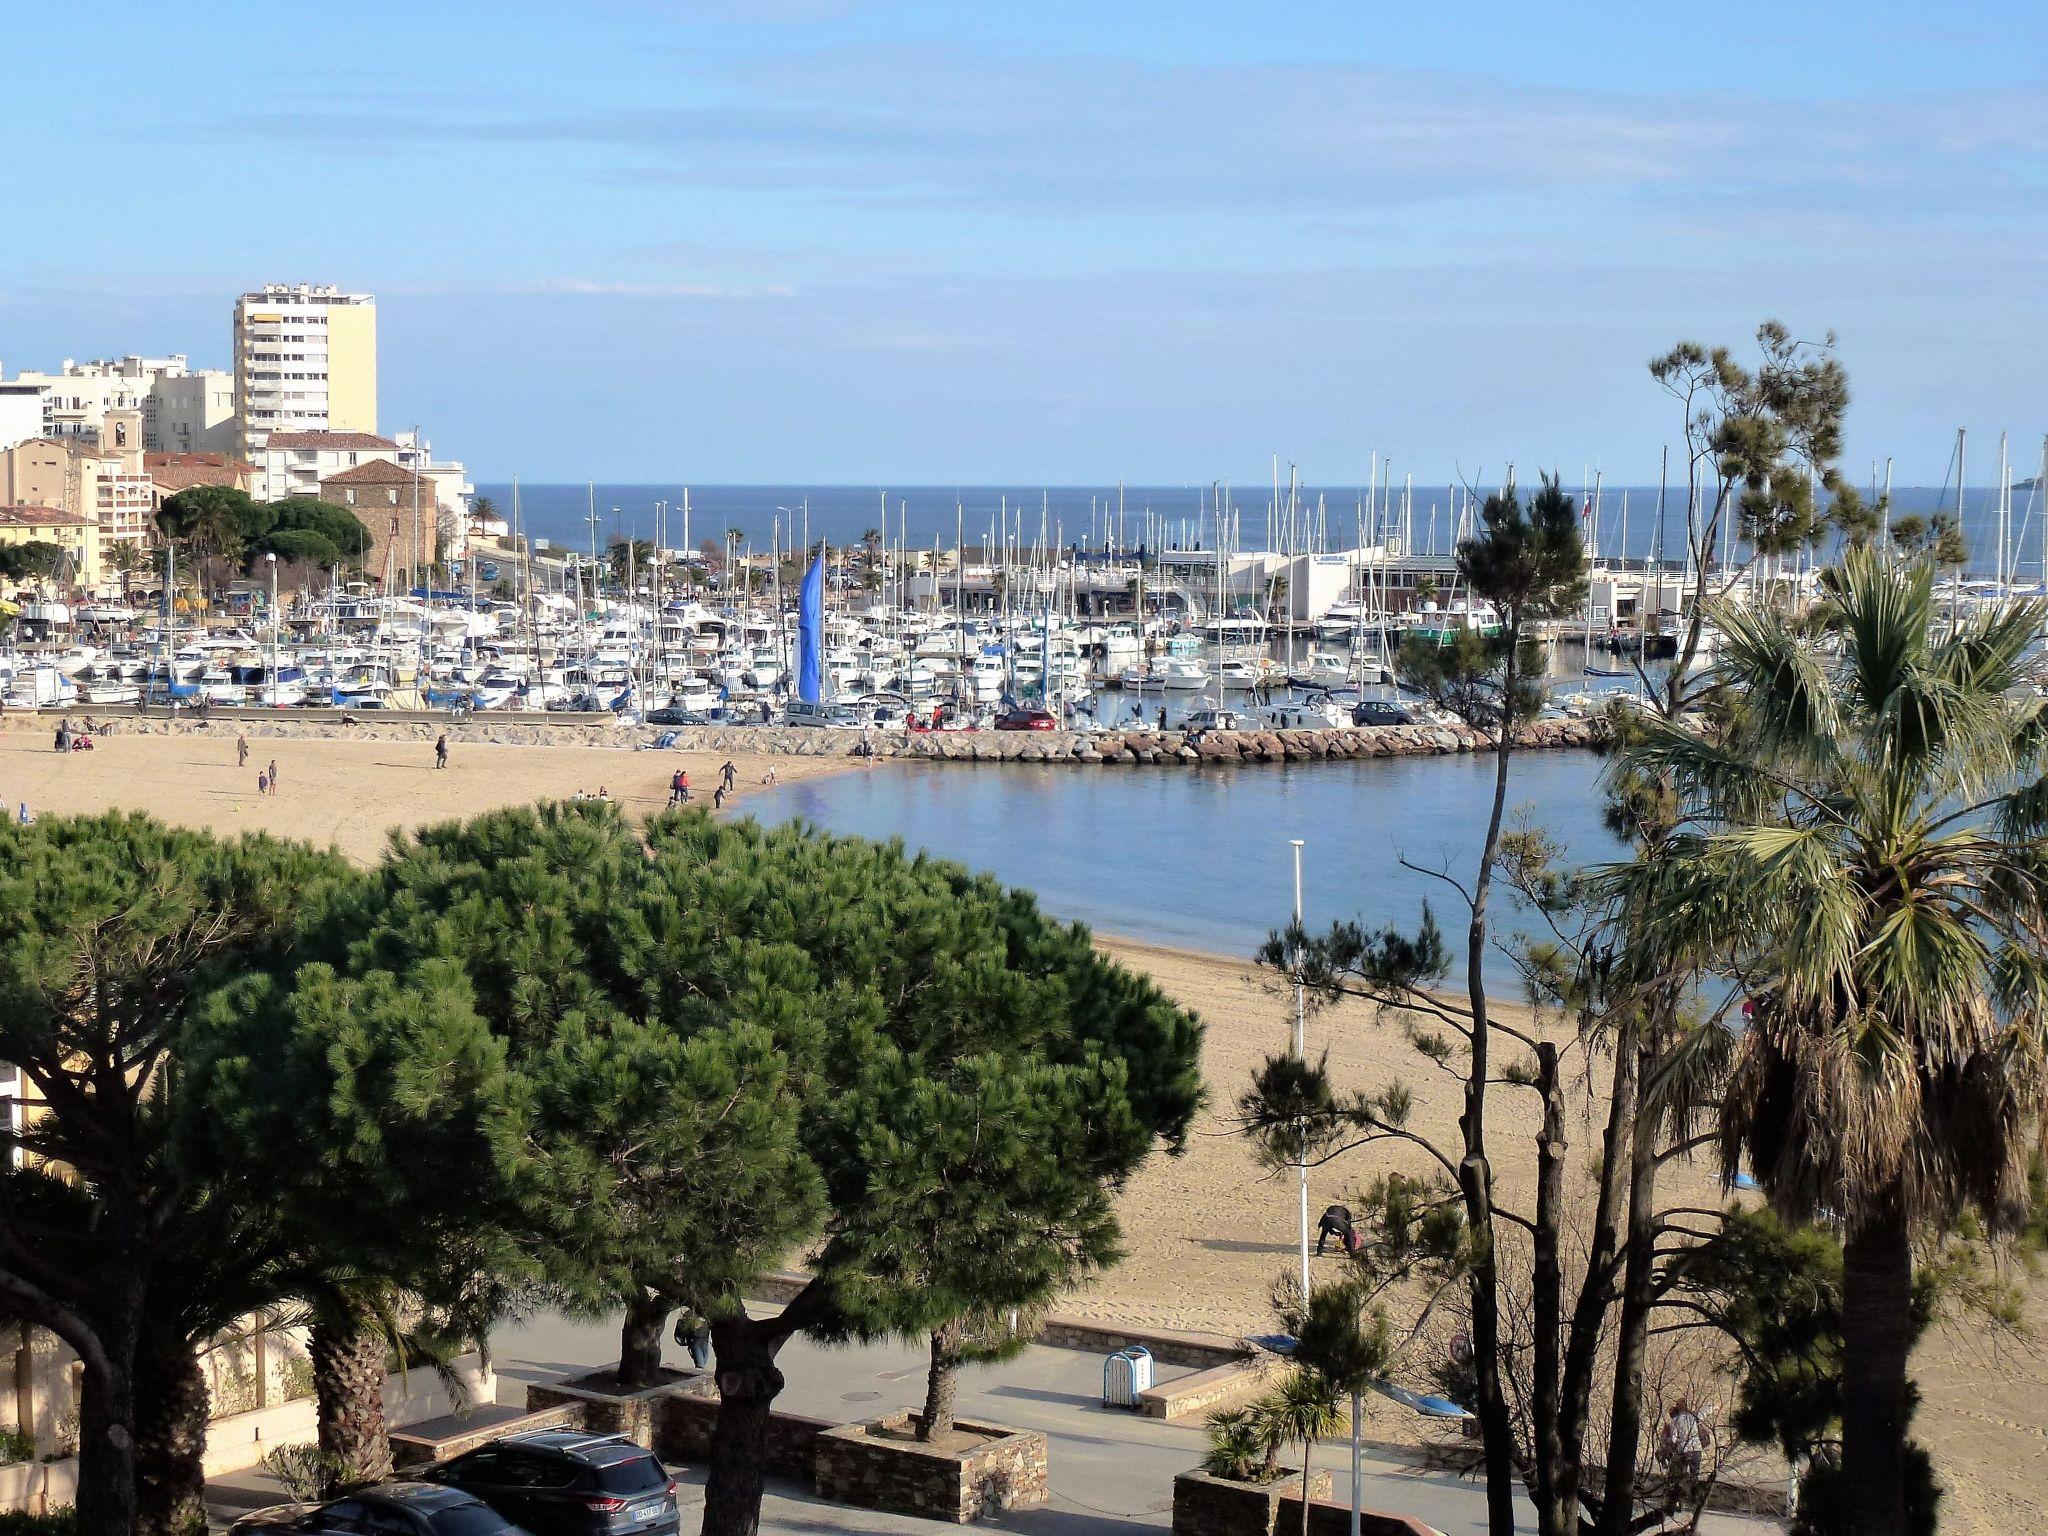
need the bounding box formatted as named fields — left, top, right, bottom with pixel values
left=1842, top=1194, right=1915, bottom=1536
left=309, top=1313, right=394, bottom=1491
left=132, top=1329, right=208, bottom=1536
left=1461, top=639, right=1518, bottom=1536
left=75, top=1351, right=139, bottom=1536
left=1530, top=1042, right=1566, bottom=1536
left=618, top=1290, right=671, bottom=1390
left=918, top=1323, right=962, bottom=1443
left=1594, top=1051, right=1664, bottom=1536
left=1300, top=1437, right=1315, bottom=1536
left=1559, top=1022, right=1641, bottom=1536
left=700, top=1314, right=789, bottom=1536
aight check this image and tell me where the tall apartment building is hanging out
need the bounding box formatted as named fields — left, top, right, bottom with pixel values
left=232, top=284, right=377, bottom=459
left=0, top=356, right=235, bottom=455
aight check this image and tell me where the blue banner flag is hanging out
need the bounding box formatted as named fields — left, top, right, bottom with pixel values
left=798, top=546, right=825, bottom=703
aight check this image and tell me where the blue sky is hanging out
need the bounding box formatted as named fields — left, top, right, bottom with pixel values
left=4, top=1, right=2044, bottom=484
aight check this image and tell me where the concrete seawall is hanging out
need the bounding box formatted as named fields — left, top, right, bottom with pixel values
left=16, top=711, right=1611, bottom=763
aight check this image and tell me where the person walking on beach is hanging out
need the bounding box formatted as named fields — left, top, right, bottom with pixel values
left=720, top=759, right=736, bottom=793
left=266, top=759, right=279, bottom=794
left=435, top=733, right=449, bottom=770
left=676, top=770, right=690, bottom=804
left=669, top=769, right=686, bottom=808
left=712, top=784, right=726, bottom=811
left=54, top=721, right=67, bottom=752
left=236, top=732, right=249, bottom=768
left=257, top=771, right=269, bottom=797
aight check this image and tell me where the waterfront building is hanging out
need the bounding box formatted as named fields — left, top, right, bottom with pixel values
left=232, top=283, right=377, bottom=458
left=0, top=506, right=101, bottom=587
left=393, top=428, right=474, bottom=527
left=318, top=459, right=443, bottom=587
left=252, top=428, right=399, bottom=502
left=0, top=427, right=153, bottom=551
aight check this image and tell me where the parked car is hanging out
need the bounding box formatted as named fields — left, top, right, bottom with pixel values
left=231, top=1482, right=528, bottom=1536
left=993, top=707, right=1058, bottom=731
left=1351, top=700, right=1416, bottom=727
left=431, top=1431, right=678, bottom=1536
left=643, top=705, right=709, bottom=726
left=784, top=699, right=867, bottom=728
left=1181, top=707, right=1247, bottom=733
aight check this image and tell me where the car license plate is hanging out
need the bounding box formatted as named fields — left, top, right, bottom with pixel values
left=629, top=1499, right=666, bottom=1522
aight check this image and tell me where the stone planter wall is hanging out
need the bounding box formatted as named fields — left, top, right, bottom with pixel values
left=1276, top=1488, right=1441, bottom=1536
left=650, top=1379, right=833, bottom=1482
left=524, top=1369, right=697, bottom=1448
left=1171, top=1470, right=1333, bottom=1536
left=813, top=1412, right=1049, bottom=1524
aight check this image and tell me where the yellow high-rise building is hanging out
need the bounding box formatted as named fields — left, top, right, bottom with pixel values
left=232, top=283, right=377, bottom=460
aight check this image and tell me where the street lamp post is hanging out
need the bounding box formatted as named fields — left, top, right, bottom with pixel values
left=265, top=552, right=278, bottom=706
left=1291, top=838, right=1310, bottom=1302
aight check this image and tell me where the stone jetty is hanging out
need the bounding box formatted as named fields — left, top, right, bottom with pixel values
left=25, top=711, right=1610, bottom=764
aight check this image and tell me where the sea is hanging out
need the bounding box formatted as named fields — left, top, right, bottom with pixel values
left=476, top=482, right=2043, bottom=581
left=748, top=748, right=1618, bottom=985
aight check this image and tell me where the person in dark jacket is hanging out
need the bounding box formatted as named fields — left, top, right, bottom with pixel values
left=1316, top=1203, right=1355, bottom=1256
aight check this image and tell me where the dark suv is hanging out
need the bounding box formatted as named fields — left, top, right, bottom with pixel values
left=230, top=1481, right=526, bottom=1536
left=431, top=1432, right=678, bottom=1536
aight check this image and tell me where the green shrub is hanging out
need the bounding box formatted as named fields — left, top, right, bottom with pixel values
left=1200, top=1407, right=1283, bottom=1484
left=263, top=1443, right=377, bottom=1503
left=0, top=1510, right=77, bottom=1536
left=0, top=1427, right=33, bottom=1465
left=280, top=1354, right=316, bottom=1402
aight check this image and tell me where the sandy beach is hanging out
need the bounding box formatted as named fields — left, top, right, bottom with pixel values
left=8, top=727, right=2041, bottom=1529
left=0, top=721, right=848, bottom=861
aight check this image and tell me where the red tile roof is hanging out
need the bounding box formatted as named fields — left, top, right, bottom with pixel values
left=321, top=460, right=425, bottom=486
left=265, top=430, right=397, bottom=451
left=0, top=505, right=89, bottom=527
left=145, top=451, right=255, bottom=492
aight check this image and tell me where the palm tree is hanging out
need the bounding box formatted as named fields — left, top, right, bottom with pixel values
left=1286, top=1277, right=1392, bottom=1536
left=1620, top=548, right=2048, bottom=1536
left=1259, top=1368, right=1344, bottom=1535
left=106, top=540, right=145, bottom=603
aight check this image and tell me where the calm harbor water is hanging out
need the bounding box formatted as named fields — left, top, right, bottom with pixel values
left=748, top=748, right=1618, bottom=980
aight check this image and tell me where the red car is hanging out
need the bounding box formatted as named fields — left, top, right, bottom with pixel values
left=994, top=708, right=1058, bottom=731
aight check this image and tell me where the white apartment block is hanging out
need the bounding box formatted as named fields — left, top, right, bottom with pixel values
left=233, top=283, right=377, bottom=459
left=1, top=356, right=235, bottom=455
left=146, top=368, right=237, bottom=454
left=394, top=429, right=474, bottom=519
left=0, top=383, right=42, bottom=452
left=253, top=430, right=399, bottom=503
